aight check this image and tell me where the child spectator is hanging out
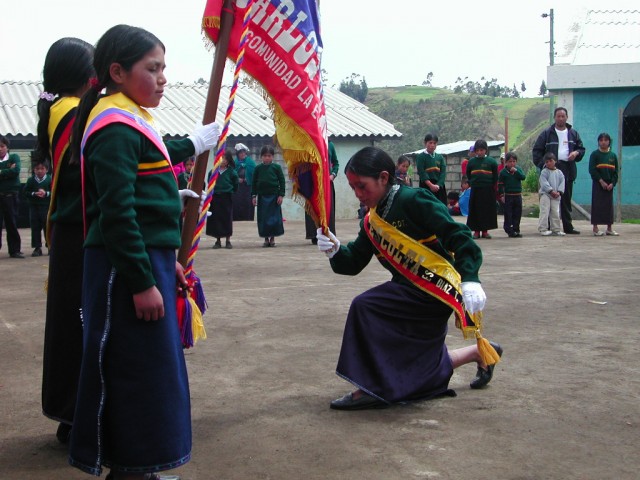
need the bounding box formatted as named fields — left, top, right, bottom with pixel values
left=458, top=177, right=470, bottom=216
left=538, top=153, right=565, bottom=236
left=0, top=135, right=23, bottom=258
left=416, top=133, right=447, bottom=204
left=466, top=140, right=498, bottom=239
left=498, top=151, right=526, bottom=238
left=177, top=156, right=195, bottom=190
left=24, top=159, right=52, bottom=256
left=589, top=132, right=619, bottom=236
left=395, top=155, right=412, bottom=186
left=447, top=191, right=461, bottom=216
left=252, top=145, right=286, bottom=247
left=206, top=149, right=239, bottom=249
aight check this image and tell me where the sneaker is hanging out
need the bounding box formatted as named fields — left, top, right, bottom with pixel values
left=9, top=252, right=25, bottom=258
left=540, top=230, right=552, bottom=236
left=32, top=247, right=42, bottom=257
left=605, top=230, right=619, bottom=236
left=552, top=231, right=566, bottom=236
left=593, top=231, right=605, bottom=237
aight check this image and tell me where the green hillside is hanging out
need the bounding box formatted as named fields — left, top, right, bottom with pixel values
left=365, top=86, right=551, bottom=169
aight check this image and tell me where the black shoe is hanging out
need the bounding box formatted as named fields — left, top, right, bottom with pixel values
left=9, top=252, right=24, bottom=259
left=311, top=238, right=318, bottom=245
left=470, top=342, right=503, bottom=389
left=56, top=422, right=72, bottom=444
left=330, top=392, right=389, bottom=411
left=225, top=242, right=233, bottom=249
left=507, top=232, right=518, bottom=238
left=514, top=232, right=523, bottom=238
left=565, top=229, right=580, bottom=235
left=32, top=247, right=42, bottom=257
left=212, top=241, right=222, bottom=249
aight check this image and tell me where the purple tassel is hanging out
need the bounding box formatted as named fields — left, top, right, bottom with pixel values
left=191, top=274, right=208, bottom=315
left=181, top=294, right=194, bottom=349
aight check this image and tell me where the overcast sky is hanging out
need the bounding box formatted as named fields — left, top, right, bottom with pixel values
left=2, top=0, right=635, bottom=97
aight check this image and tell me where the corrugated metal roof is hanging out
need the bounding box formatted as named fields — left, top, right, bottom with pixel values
left=405, top=140, right=505, bottom=156
left=557, top=9, right=640, bottom=65
left=0, top=80, right=402, bottom=139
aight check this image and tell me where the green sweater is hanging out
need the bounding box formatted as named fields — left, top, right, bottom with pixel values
left=329, top=141, right=339, bottom=176
left=330, top=185, right=482, bottom=283
left=251, top=162, right=286, bottom=197
left=211, top=167, right=239, bottom=194
left=83, top=123, right=194, bottom=293
left=589, top=150, right=618, bottom=186
left=416, top=151, right=446, bottom=187
left=467, top=155, right=498, bottom=188
left=24, top=174, right=52, bottom=206
left=0, top=153, right=21, bottom=193
left=498, top=166, right=526, bottom=195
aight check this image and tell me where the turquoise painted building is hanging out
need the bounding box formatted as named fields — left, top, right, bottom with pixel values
left=547, top=9, right=640, bottom=212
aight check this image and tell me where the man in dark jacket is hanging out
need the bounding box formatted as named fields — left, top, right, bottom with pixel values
left=532, top=107, right=585, bottom=234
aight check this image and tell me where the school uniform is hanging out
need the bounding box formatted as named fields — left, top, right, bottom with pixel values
left=251, top=161, right=286, bottom=238
left=416, top=150, right=448, bottom=204
left=589, top=149, right=618, bottom=226
left=206, top=166, right=239, bottom=239
left=466, top=155, right=498, bottom=232
left=498, top=166, right=526, bottom=236
left=24, top=173, right=51, bottom=248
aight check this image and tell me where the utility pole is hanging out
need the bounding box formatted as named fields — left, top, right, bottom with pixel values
left=542, top=9, right=555, bottom=123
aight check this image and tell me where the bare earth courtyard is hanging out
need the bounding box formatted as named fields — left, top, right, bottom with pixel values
left=0, top=217, right=638, bottom=480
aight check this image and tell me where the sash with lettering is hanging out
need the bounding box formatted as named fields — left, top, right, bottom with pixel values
left=80, top=92, right=174, bottom=237
left=364, top=208, right=500, bottom=364
left=46, top=96, right=79, bottom=243
left=202, top=0, right=332, bottom=231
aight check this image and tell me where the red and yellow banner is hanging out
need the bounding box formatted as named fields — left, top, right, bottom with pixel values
left=203, top=0, right=331, bottom=229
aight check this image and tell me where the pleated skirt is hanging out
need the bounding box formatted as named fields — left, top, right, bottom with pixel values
left=467, top=186, right=498, bottom=231
left=256, top=194, right=284, bottom=238
left=206, top=192, right=233, bottom=238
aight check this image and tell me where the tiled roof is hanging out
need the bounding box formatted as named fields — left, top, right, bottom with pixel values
left=557, top=9, right=640, bottom=65
left=0, top=81, right=402, bottom=139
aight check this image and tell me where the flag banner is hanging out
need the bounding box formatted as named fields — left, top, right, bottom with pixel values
left=203, top=0, right=331, bottom=229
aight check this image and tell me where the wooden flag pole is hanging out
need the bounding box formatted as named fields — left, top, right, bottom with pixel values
left=178, top=0, right=235, bottom=268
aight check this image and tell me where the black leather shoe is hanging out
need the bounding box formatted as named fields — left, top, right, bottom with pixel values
left=56, top=422, right=72, bottom=444
left=9, top=252, right=24, bottom=259
left=470, top=342, right=503, bottom=389
left=330, top=392, right=389, bottom=410
left=565, top=229, right=580, bottom=234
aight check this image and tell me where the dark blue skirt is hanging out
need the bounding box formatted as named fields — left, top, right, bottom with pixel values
left=336, top=281, right=454, bottom=404
left=256, top=194, right=284, bottom=238
left=69, top=248, right=191, bottom=476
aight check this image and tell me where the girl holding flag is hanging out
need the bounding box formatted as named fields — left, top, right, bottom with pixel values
left=68, top=24, right=220, bottom=479
left=316, top=146, right=502, bottom=410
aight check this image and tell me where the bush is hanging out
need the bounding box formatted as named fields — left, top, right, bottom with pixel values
left=522, top=167, right=539, bottom=193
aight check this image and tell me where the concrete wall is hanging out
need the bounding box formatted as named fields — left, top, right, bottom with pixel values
left=569, top=88, right=640, bottom=207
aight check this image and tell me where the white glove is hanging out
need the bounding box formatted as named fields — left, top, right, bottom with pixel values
left=188, top=122, right=221, bottom=156
left=178, top=189, right=199, bottom=210
left=461, top=281, right=486, bottom=314
left=316, top=227, right=340, bottom=259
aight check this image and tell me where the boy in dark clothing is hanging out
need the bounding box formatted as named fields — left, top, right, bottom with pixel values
left=24, top=159, right=52, bottom=256
left=498, top=152, right=526, bottom=238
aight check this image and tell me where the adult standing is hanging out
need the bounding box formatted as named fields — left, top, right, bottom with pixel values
left=233, top=143, right=256, bottom=221
left=532, top=107, right=585, bottom=234
left=0, top=136, right=23, bottom=258
left=305, top=140, right=338, bottom=244
left=316, top=146, right=501, bottom=410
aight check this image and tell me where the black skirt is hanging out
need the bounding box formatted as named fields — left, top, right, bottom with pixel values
left=206, top=192, right=234, bottom=238
left=466, top=186, right=498, bottom=231
left=591, top=181, right=614, bottom=225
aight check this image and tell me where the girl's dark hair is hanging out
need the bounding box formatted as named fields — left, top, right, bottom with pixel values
left=597, top=132, right=612, bottom=145
left=260, top=145, right=275, bottom=156
left=344, top=146, right=396, bottom=184
left=424, top=133, right=439, bottom=143
left=34, top=37, right=95, bottom=164
left=505, top=151, right=518, bottom=161
left=71, top=25, right=164, bottom=164
left=0, top=135, right=9, bottom=148
left=397, top=154, right=411, bottom=166
left=224, top=148, right=236, bottom=169
left=473, top=139, right=488, bottom=152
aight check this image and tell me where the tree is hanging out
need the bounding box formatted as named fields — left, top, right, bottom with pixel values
left=521, top=81, right=526, bottom=93
left=339, top=73, right=368, bottom=103
left=422, top=71, right=434, bottom=87
left=539, top=80, right=548, bottom=97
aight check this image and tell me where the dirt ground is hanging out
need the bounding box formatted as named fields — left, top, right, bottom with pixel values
left=1, top=217, right=638, bottom=480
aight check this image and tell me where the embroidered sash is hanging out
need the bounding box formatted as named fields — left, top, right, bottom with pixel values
left=46, top=97, right=79, bottom=243
left=364, top=208, right=481, bottom=340
left=80, top=93, right=174, bottom=236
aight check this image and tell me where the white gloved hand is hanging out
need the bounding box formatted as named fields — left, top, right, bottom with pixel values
left=316, top=227, right=340, bottom=259
left=461, top=281, right=486, bottom=314
left=188, top=122, right=221, bottom=156
left=178, top=189, right=199, bottom=210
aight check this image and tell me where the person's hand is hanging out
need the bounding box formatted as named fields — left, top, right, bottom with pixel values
left=568, top=151, right=578, bottom=161
left=510, top=167, right=516, bottom=173
left=188, top=122, right=221, bottom=156
left=132, top=286, right=164, bottom=321
left=316, top=228, right=340, bottom=259
left=277, top=195, right=283, bottom=206
left=178, top=189, right=199, bottom=210
left=461, top=281, right=486, bottom=314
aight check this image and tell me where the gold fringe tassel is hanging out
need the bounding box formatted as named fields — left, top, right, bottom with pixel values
left=188, top=296, right=208, bottom=344
left=476, top=334, right=501, bottom=366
